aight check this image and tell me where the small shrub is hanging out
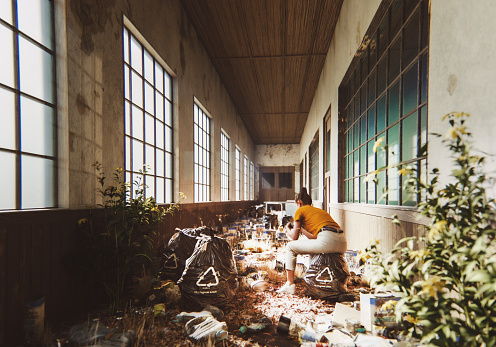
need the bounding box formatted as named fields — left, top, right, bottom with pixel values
left=365, top=113, right=496, bottom=346
left=77, top=163, right=183, bottom=310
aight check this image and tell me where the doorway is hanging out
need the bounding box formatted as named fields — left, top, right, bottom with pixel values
left=259, top=166, right=295, bottom=202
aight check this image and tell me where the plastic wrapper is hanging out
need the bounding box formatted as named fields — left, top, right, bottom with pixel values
left=158, top=228, right=199, bottom=282
left=303, top=253, right=350, bottom=300
left=178, top=234, right=238, bottom=309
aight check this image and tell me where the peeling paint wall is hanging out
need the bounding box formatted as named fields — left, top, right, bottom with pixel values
left=63, top=0, right=255, bottom=207
left=255, top=144, right=300, bottom=167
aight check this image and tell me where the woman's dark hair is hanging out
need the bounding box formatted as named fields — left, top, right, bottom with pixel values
left=295, top=187, right=312, bottom=205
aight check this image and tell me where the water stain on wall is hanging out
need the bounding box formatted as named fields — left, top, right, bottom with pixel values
left=70, top=0, right=116, bottom=55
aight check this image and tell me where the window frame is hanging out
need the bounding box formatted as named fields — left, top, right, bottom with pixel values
left=123, top=21, right=174, bottom=204
left=339, top=0, right=429, bottom=207
left=0, top=0, right=57, bottom=210
left=220, top=129, right=230, bottom=201
left=235, top=146, right=240, bottom=201
left=193, top=101, right=211, bottom=203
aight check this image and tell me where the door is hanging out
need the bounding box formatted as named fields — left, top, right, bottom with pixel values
left=324, top=108, right=332, bottom=212
left=259, top=166, right=295, bottom=202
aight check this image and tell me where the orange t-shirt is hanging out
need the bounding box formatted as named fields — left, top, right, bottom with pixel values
left=294, top=205, right=341, bottom=237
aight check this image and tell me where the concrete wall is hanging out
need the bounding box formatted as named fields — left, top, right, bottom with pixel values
left=63, top=0, right=254, bottom=207
left=428, top=0, right=496, bottom=192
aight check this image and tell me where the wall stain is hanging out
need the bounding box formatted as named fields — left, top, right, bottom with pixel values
left=448, top=74, right=458, bottom=95
left=76, top=93, right=90, bottom=114
left=70, top=0, right=116, bottom=55
left=180, top=41, right=186, bottom=74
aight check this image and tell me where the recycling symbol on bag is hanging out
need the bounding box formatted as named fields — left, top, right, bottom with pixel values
left=315, top=267, right=334, bottom=287
left=163, top=253, right=178, bottom=269
left=196, top=266, right=220, bottom=287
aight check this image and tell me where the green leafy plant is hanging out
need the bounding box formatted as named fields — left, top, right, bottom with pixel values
left=77, top=162, right=184, bottom=311
left=364, top=113, right=496, bottom=346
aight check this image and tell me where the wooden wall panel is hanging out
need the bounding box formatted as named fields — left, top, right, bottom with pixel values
left=0, top=200, right=257, bottom=345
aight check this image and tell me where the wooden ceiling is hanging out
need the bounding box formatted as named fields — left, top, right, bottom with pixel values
left=180, top=0, right=343, bottom=144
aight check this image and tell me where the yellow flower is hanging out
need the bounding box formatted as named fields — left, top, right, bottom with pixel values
left=398, top=168, right=412, bottom=176
left=381, top=300, right=397, bottom=311
left=404, top=314, right=418, bottom=324
left=115, top=167, right=123, bottom=172
left=373, top=137, right=385, bottom=153
left=374, top=238, right=380, bottom=245
left=409, top=249, right=429, bottom=260
left=78, top=218, right=88, bottom=225
left=428, top=220, right=447, bottom=241
left=420, top=276, right=445, bottom=298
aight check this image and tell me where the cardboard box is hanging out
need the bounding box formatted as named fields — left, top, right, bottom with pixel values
left=360, top=292, right=401, bottom=331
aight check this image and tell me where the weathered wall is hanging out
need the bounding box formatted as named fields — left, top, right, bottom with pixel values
left=255, top=144, right=300, bottom=167
left=428, top=0, right=496, bottom=192
left=64, top=0, right=255, bottom=207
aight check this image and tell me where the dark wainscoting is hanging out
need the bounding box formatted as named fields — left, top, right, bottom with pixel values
left=0, top=200, right=257, bottom=345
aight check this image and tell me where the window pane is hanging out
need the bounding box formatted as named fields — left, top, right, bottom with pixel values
left=132, top=140, right=143, bottom=171
left=0, top=25, right=14, bottom=87
left=21, top=155, right=54, bottom=208
left=388, top=37, right=401, bottom=84
left=279, top=172, right=292, bottom=189
left=145, top=144, right=154, bottom=173
left=368, top=69, right=376, bottom=105
left=166, top=178, right=172, bottom=203
left=402, top=112, right=418, bottom=162
left=164, top=73, right=172, bottom=99
left=421, top=52, right=428, bottom=104
left=420, top=105, right=427, bottom=150
left=0, top=0, right=12, bottom=24
left=377, top=171, right=386, bottom=204
left=377, top=94, right=386, bottom=133
left=156, top=149, right=164, bottom=176
left=388, top=81, right=400, bottom=125
left=131, top=70, right=143, bottom=108
left=166, top=153, right=172, bottom=178
left=154, top=62, right=163, bottom=93
left=388, top=124, right=400, bottom=205
left=124, top=65, right=130, bottom=99
left=156, top=120, right=164, bottom=149
left=354, top=122, right=360, bottom=148
left=0, top=87, right=16, bottom=149
left=403, top=10, right=419, bottom=69
left=144, top=50, right=154, bottom=83
left=368, top=104, right=376, bottom=139
left=132, top=105, right=143, bottom=140
left=378, top=15, right=388, bottom=58
left=18, top=0, right=52, bottom=49
left=19, top=37, right=53, bottom=103
left=369, top=34, right=377, bottom=66
left=390, top=0, right=403, bottom=40
left=360, top=84, right=367, bottom=114
left=361, top=116, right=367, bottom=143
left=145, top=113, right=154, bottom=144
left=354, top=178, right=359, bottom=202
left=144, top=82, right=154, bottom=114
left=130, top=35, right=142, bottom=73
left=377, top=56, right=387, bottom=96
left=0, top=151, right=16, bottom=209
left=155, top=92, right=164, bottom=122
left=156, top=177, right=164, bottom=203
left=360, top=173, right=366, bottom=203
left=402, top=172, right=417, bottom=206
left=360, top=145, right=366, bottom=175
left=403, top=63, right=418, bottom=115
left=125, top=137, right=131, bottom=171
left=165, top=101, right=172, bottom=125
left=20, top=96, right=54, bottom=156
left=123, top=29, right=129, bottom=63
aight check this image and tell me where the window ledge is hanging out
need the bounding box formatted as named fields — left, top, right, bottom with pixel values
left=328, top=202, right=431, bottom=226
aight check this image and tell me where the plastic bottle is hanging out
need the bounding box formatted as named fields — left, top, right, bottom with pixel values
left=184, top=316, right=228, bottom=342
left=173, top=310, right=213, bottom=323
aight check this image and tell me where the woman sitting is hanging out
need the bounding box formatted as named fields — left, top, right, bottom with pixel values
left=277, top=188, right=347, bottom=294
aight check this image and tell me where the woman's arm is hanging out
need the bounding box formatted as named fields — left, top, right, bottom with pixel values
left=286, top=220, right=301, bottom=240
left=300, top=228, right=316, bottom=239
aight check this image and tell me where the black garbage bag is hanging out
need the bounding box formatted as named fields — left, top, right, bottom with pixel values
left=178, top=234, right=238, bottom=310
left=303, top=253, right=350, bottom=300
left=158, top=228, right=199, bottom=282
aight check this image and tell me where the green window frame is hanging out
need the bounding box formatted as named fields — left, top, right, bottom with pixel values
left=340, top=0, right=429, bottom=206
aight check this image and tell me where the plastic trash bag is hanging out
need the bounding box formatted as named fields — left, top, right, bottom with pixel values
left=303, top=253, right=350, bottom=300
left=158, top=228, right=199, bottom=282
left=178, top=233, right=238, bottom=309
